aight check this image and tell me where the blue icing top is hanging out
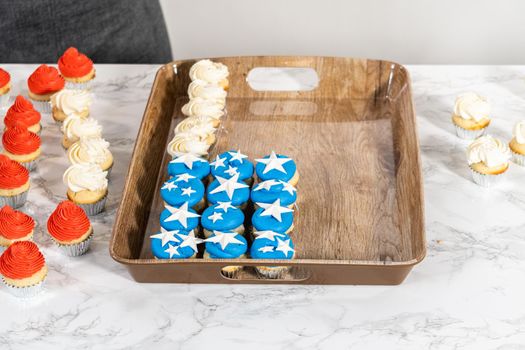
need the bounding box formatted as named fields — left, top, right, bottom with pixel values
left=205, top=232, right=247, bottom=258
left=150, top=230, right=198, bottom=259
left=250, top=179, right=297, bottom=207
left=250, top=232, right=295, bottom=259
left=206, top=176, right=250, bottom=206
left=167, top=154, right=210, bottom=180
left=159, top=203, right=200, bottom=231
left=160, top=175, right=205, bottom=208
left=201, top=202, right=245, bottom=231
left=210, top=150, right=254, bottom=181
left=252, top=207, right=294, bottom=233
left=255, top=152, right=297, bottom=182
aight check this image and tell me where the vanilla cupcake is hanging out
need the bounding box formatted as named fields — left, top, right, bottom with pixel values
left=61, top=115, right=102, bottom=149
left=63, top=163, right=108, bottom=215
left=189, top=59, right=229, bottom=90
left=167, top=133, right=211, bottom=158
left=188, top=80, right=227, bottom=106
left=452, top=92, right=491, bottom=139
left=50, top=89, right=92, bottom=122
left=67, top=137, right=113, bottom=174
left=467, top=135, right=511, bottom=187
left=181, top=98, right=225, bottom=122
left=509, top=121, right=525, bottom=166
left=175, top=115, right=218, bottom=139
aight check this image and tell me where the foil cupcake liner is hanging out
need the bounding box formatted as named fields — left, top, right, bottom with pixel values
left=21, top=159, right=37, bottom=172
left=65, top=80, right=93, bottom=91
left=0, top=190, right=28, bottom=209
left=76, top=194, right=107, bottom=216
left=511, top=150, right=525, bottom=166
left=454, top=124, right=486, bottom=140
left=221, top=266, right=242, bottom=278
left=0, top=92, right=10, bottom=110
left=30, top=99, right=52, bottom=114
left=469, top=166, right=506, bottom=187
left=55, top=233, right=93, bottom=257
left=2, top=277, right=46, bottom=298
left=255, top=266, right=290, bottom=279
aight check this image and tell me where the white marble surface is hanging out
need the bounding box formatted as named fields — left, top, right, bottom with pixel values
left=1, top=64, right=525, bottom=349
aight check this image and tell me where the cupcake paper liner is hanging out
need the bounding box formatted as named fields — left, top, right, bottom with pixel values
left=255, top=266, right=290, bottom=279
left=221, top=266, right=242, bottom=278
left=469, top=166, right=506, bottom=187
left=0, top=190, right=28, bottom=209
left=76, top=194, right=107, bottom=216
left=2, top=276, right=46, bottom=298
left=21, top=159, right=37, bottom=172
left=55, top=233, right=93, bottom=257
left=65, top=80, right=93, bottom=91
left=30, top=99, right=52, bottom=114
left=511, top=150, right=525, bottom=167
left=454, top=124, right=486, bottom=140
left=0, top=93, right=10, bottom=110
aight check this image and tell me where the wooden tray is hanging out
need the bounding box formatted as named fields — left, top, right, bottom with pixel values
left=109, top=56, right=425, bottom=285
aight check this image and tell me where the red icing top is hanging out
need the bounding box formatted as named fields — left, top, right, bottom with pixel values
left=4, top=95, right=41, bottom=128
left=0, top=68, right=10, bottom=88
left=2, top=124, right=41, bottom=155
left=58, top=47, right=94, bottom=78
left=27, top=64, right=65, bottom=95
left=0, top=205, right=35, bottom=239
left=47, top=201, right=91, bottom=242
left=0, top=241, right=45, bottom=279
left=0, top=155, right=29, bottom=189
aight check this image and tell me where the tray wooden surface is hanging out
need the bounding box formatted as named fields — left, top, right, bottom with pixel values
left=110, top=56, right=426, bottom=285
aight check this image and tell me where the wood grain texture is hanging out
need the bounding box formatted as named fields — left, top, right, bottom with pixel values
left=109, top=56, right=426, bottom=285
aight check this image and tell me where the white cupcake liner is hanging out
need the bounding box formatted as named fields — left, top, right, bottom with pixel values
left=2, top=276, right=46, bottom=298
left=469, top=166, right=506, bottom=187
left=511, top=150, right=525, bottom=166
left=75, top=194, right=107, bottom=216
left=20, top=159, right=37, bottom=172
left=255, top=266, right=290, bottom=279
left=30, top=99, right=51, bottom=114
left=65, top=80, right=93, bottom=91
left=454, top=124, right=486, bottom=140
left=0, top=190, right=28, bottom=209
left=0, top=92, right=10, bottom=110
left=55, top=233, right=93, bottom=257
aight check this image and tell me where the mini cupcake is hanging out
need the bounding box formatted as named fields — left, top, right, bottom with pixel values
left=509, top=120, right=525, bottom=166
left=0, top=155, right=30, bottom=208
left=174, top=120, right=217, bottom=145
left=181, top=98, right=225, bottom=121
left=2, top=124, right=41, bottom=171
left=160, top=174, right=205, bottom=211
left=251, top=179, right=297, bottom=209
left=166, top=133, right=211, bottom=158
left=201, top=202, right=245, bottom=238
left=167, top=153, right=210, bottom=181
left=150, top=229, right=201, bottom=259
left=251, top=231, right=295, bottom=279
left=47, top=201, right=93, bottom=256
left=50, top=89, right=92, bottom=122
left=160, top=202, right=200, bottom=232
left=211, top=150, right=254, bottom=185
left=204, top=231, right=247, bottom=278
left=0, top=241, right=47, bottom=298
left=188, top=80, right=227, bottom=106
left=206, top=173, right=250, bottom=208
left=452, top=92, right=491, bottom=139
left=58, top=47, right=95, bottom=90
left=27, top=64, right=65, bottom=113
left=61, top=115, right=102, bottom=149
left=175, top=115, right=219, bottom=132
left=255, top=151, right=299, bottom=186
left=4, top=95, right=42, bottom=134
left=189, top=59, right=229, bottom=90
left=252, top=199, right=294, bottom=234
left=67, top=137, right=113, bottom=174
left=63, top=163, right=108, bottom=215
left=0, top=67, right=11, bottom=109
left=0, top=206, right=35, bottom=251
left=467, top=135, right=511, bottom=187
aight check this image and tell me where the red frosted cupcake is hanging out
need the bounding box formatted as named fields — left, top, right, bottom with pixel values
left=47, top=200, right=93, bottom=256
left=58, top=47, right=95, bottom=90
left=2, top=123, right=41, bottom=171
left=0, top=68, right=11, bottom=109
left=4, top=95, right=42, bottom=134
left=0, top=241, right=47, bottom=298
left=0, top=155, right=30, bottom=208
left=27, top=64, right=65, bottom=113
left=0, top=205, right=35, bottom=250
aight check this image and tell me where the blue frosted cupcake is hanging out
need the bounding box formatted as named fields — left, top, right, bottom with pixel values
left=252, top=199, right=294, bottom=234
left=150, top=229, right=202, bottom=259
left=206, top=173, right=250, bottom=208
left=168, top=153, right=210, bottom=181
left=160, top=174, right=205, bottom=211
left=210, top=150, right=254, bottom=185
left=204, top=231, right=248, bottom=277
left=255, top=151, right=299, bottom=186
left=201, top=202, right=245, bottom=237
left=251, top=179, right=297, bottom=209
left=251, top=231, right=295, bottom=278
left=159, top=202, right=200, bottom=232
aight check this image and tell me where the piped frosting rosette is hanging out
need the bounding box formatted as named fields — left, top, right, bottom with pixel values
left=61, top=115, right=102, bottom=148
left=67, top=137, right=113, bottom=174
left=189, top=59, right=229, bottom=90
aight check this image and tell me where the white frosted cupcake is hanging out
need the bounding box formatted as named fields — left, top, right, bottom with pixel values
left=175, top=115, right=217, bottom=135
left=181, top=98, right=225, bottom=122
left=50, top=89, right=92, bottom=122
left=509, top=120, right=525, bottom=166
left=167, top=133, right=211, bottom=158
left=189, top=59, right=229, bottom=90
left=61, top=115, right=102, bottom=149
left=67, top=137, right=114, bottom=175
left=467, top=135, right=511, bottom=187
left=63, top=163, right=108, bottom=216
left=188, top=79, right=227, bottom=106
left=452, top=93, right=491, bottom=139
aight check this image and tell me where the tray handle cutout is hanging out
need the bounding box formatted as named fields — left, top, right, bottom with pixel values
left=220, top=266, right=312, bottom=282
left=246, top=67, right=319, bottom=92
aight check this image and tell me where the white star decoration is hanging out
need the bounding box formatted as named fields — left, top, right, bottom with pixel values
left=255, top=151, right=292, bottom=175
left=205, top=231, right=244, bottom=250
left=224, top=165, right=239, bottom=177
left=175, top=173, right=196, bottom=183
left=163, top=203, right=200, bottom=228
left=257, top=199, right=293, bottom=222
left=176, top=230, right=202, bottom=253
left=275, top=237, right=295, bottom=256
left=253, top=179, right=279, bottom=192
left=258, top=246, right=275, bottom=253
left=215, top=201, right=235, bottom=213
left=169, top=153, right=204, bottom=169
left=254, top=230, right=286, bottom=241
left=211, top=155, right=226, bottom=169
left=228, top=150, right=248, bottom=163
left=207, top=211, right=223, bottom=223
left=151, top=227, right=180, bottom=246
left=280, top=181, right=296, bottom=195
left=181, top=186, right=196, bottom=196
left=161, top=181, right=178, bottom=192
left=164, top=244, right=181, bottom=258
left=209, top=173, right=249, bottom=200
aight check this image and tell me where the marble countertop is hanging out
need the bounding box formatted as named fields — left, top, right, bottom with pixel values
left=1, top=64, right=525, bottom=349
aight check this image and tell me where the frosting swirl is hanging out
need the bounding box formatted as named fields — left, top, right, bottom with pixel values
left=467, top=135, right=510, bottom=167
left=0, top=241, right=45, bottom=279
left=181, top=98, right=225, bottom=119
left=188, top=80, right=227, bottom=106
left=50, top=89, right=92, bottom=116
left=0, top=205, right=35, bottom=239
left=167, top=133, right=210, bottom=157
left=175, top=116, right=217, bottom=137
left=58, top=47, right=94, bottom=78
left=4, top=95, right=41, bottom=128
left=0, top=155, right=29, bottom=189
left=63, top=163, right=108, bottom=192
left=454, top=92, right=490, bottom=122
left=47, top=201, right=91, bottom=241
left=189, top=60, right=229, bottom=84
left=62, top=115, right=102, bottom=142
left=68, top=137, right=111, bottom=166
left=2, top=125, right=41, bottom=155
left=0, top=68, right=10, bottom=88
left=27, top=64, right=65, bottom=95
left=513, top=121, right=525, bottom=144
